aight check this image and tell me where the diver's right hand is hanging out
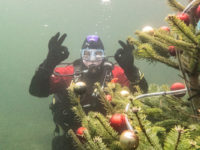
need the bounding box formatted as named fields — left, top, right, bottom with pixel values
left=46, top=32, right=69, bottom=69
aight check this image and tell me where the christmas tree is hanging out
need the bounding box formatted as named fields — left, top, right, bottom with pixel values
left=129, top=0, right=200, bottom=113
left=66, top=0, right=200, bottom=149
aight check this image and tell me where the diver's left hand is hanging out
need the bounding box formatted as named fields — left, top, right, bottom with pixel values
left=114, top=40, right=135, bottom=72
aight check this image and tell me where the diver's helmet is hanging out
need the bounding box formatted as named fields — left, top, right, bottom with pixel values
left=81, top=35, right=105, bottom=73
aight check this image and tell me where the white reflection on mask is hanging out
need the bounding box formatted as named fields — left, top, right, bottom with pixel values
left=81, top=49, right=105, bottom=67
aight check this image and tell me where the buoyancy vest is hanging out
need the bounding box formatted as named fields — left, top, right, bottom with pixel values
left=50, top=59, right=114, bottom=132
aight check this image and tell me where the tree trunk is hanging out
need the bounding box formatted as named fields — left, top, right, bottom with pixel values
left=189, top=74, right=200, bottom=114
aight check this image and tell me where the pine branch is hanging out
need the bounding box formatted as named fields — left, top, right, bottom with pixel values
left=84, top=130, right=99, bottom=150
left=136, top=43, right=179, bottom=69
left=94, top=112, right=119, bottom=140
left=143, top=108, right=163, bottom=119
left=163, top=126, right=192, bottom=150
left=109, top=141, right=122, bottom=150
left=72, top=103, right=86, bottom=121
left=93, top=137, right=109, bottom=150
left=127, top=36, right=144, bottom=60
left=174, top=126, right=184, bottom=150
left=176, top=49, right=197, bottom=115
left=68, top=87, right=87, bottom=120
left=177, top=50, right=190, bottom=86
left=133, top=109, right=155, bottom=148
left=149, top=126, right=166, bottom=149
left=166, top=15, right=199, bottom=45
left=189, top=124, right=200, bottom=139
left=181, top=55, right=195, bottom=73
left=135, top=31, right=170, bottom=57
left=86, top=112, right=119, bottom=142
left=167, top=0, right=185, bottom=12
left=130, top=107, right=164, bottom=149
left=68, top=129, right=86, bottom=150
left=154, top=31, right=196, bottom=52
left=127, top=36, right=142, bottom=47
left=86, top=114, right=103, bottom=137
left=95, top=83, right=115, bottom=114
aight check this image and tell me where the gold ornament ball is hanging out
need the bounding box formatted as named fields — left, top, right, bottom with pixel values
left=142, top=26, right=154, bottom=35
left=120, top=90, right=129, bottom=97
left=74, top=81, right=87, bottom=94
left=120, top=130, right=139, bottom=150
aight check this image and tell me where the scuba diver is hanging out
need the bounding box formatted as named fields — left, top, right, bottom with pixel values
left=29, top=32, right=148, bottom=150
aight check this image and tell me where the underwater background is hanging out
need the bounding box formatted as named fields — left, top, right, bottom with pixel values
left=0, top=0, right=187, bottom=149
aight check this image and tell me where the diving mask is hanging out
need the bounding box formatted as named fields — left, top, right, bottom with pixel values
left=81, top=49, right=105, bottom=68
left=82, top=49, right=104, bottom=61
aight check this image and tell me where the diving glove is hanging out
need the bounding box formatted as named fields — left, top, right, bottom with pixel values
left=45, top=32, right=69, bottom=71
left=114, top=40, right=140, bottom=82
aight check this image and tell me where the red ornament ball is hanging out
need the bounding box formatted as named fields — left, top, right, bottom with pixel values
left=170, top=82, right=186, bottom=97
left=106, top=94, right=112, bottom=102
left=168, top=46, right=176, bottom=56
left=177, top=13, right=190, bottom=25
left=76, top=127, right=87, bottom=136
left=160, top=26, right=170, bottom=32
left=195, top=4, right=200, bottom=18
left=110, top=114, right=126, bottom=132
